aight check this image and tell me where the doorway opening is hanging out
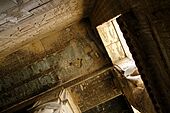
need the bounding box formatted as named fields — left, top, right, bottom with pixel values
left=96, top=15, right=133, bottom=69
left=96, top=15, right=156, bottom=113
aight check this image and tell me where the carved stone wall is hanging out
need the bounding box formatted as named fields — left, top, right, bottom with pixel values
left=0, top=0, right=96, bottom=59
left=69, top=69, right=122, bottom=112
left=0, top=20, right=110, bottom=111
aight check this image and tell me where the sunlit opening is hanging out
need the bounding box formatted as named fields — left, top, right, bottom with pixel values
left=96, top=15, right=152, bottom=113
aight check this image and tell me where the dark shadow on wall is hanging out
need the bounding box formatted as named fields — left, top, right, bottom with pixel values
left=84, top=95, right=133, bottom=113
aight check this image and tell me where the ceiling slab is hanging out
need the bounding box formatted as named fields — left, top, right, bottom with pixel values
left=0, top=0, right=95, bottom=58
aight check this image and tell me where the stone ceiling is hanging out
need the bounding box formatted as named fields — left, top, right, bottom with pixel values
left=0, top=0, right=95, bottom=59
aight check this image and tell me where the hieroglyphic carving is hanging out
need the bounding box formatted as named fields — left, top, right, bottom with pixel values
left=0, top=0, right=94, bottom=58
left=0, top=22, right=109, bottom=110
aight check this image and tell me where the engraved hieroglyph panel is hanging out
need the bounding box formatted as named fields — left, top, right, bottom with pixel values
left=0, top=0, right=95, bottom=58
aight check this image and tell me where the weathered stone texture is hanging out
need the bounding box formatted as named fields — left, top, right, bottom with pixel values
left=69, top=70, right=121, bottom=112
left=0, top=0, right=96, bottom=57
left=0, top=21, right=110, bottom=110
